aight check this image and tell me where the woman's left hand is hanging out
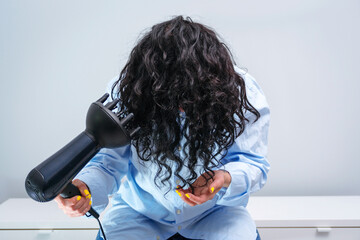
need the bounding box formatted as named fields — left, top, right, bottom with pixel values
left=176, top=170, right=231, bottom=206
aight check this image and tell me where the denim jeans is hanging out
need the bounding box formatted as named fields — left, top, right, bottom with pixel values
left=166, top=231, right=261, bottom=240
left=256, top=229, right=261, bottom=240
left=96, top=230, right=261, bottom=240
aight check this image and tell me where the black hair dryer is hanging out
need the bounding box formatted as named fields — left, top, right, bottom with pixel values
left=25, top=93, right=140, bottom=218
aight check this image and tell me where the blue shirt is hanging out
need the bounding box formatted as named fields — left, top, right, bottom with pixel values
left=76, top=66, right=270, bottom=240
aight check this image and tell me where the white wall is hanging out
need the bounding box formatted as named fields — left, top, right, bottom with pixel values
left=0, top=0, right=359, bottom=203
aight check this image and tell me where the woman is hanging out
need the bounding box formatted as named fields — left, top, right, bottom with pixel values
left=55, top=16, right=270, bottom=240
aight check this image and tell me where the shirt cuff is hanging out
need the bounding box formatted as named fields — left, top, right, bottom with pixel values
left=75, top=167, right=112, bottom=213
left=215, top=161, right=258, bottom=207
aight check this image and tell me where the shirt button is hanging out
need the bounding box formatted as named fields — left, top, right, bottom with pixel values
left=156, top=236, right=160, bottom=240
left=176, top=209, right=181, bottom=215
left=176, top=179, right=181, bottom=185
left=178, top=226, right=182, bottom=230
left=178, top=146, right=182, bottom=151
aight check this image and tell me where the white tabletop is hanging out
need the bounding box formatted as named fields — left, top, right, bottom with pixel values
left=1, top=196, right=359, bottom=229
left=247, top=196, right=360, bottom=227
left=0, top=198, right=98, bottom=229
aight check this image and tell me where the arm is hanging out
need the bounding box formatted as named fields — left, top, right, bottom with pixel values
left=55, top=76, right=130, bottom=216
left=216, top=69, right=270, bottom=207
left=75, top=145, right=131, bottom=213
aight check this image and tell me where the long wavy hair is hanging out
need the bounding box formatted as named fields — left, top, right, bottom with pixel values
left=112, top=16, right=260, bottom=192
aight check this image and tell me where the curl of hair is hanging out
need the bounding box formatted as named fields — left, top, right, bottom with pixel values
left=112, top=16, right=260, bottom=192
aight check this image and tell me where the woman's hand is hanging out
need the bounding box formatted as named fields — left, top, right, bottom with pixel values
left=54, top=179, right=92, bottom=217
left=176, top=170, right=231, bottom=206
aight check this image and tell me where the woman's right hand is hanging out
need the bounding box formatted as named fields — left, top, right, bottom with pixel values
left=54, top=179, right=92, bottom=217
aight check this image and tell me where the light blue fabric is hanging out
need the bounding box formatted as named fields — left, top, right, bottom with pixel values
left=76, top=67, right=270, bottom=240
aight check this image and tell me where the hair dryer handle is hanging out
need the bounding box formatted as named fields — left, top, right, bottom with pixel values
left=61, top=182, right=99, bottom=219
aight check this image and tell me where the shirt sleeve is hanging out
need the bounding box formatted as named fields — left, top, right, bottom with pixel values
left=215, top=67, right=270, bottom=207
left=75, top=146, right=131, bottom=213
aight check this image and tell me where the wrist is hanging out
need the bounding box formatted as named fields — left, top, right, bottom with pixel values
left=219, top=170, right=231, bottom=188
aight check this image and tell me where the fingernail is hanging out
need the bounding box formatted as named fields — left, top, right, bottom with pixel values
left=176, top=185, right=180, bottom=189
left=211, top=187, right=214, bottom=193
left=77, top=196, right=81, bottom=201
left=84, top=189, right=90, bottom=196
left=185, top=193, right=190, bottom=199
left=175, top=190, right=182, bottom=197
left=89, top=200, right=92, bottom=205
left=86, top=194, right=91, bottom=199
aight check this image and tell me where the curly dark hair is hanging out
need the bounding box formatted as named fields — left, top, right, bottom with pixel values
left=112, top=16, right=260, bottom=192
